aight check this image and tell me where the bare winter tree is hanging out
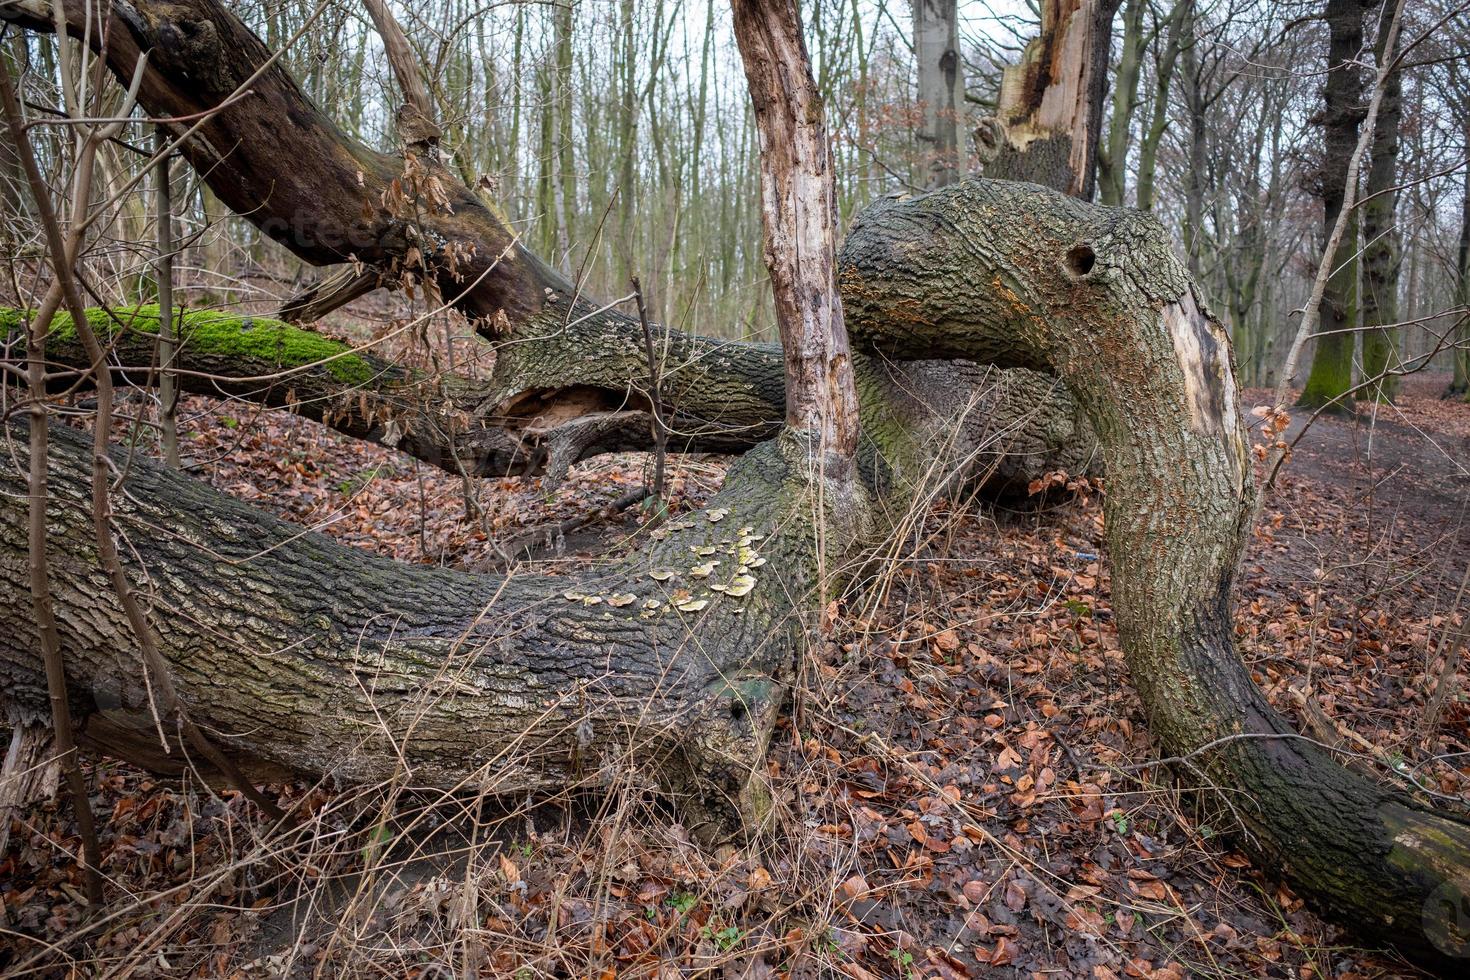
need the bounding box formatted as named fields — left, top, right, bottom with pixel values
left=913, top=0, right=964, bottom=187
left=1298, top=0, right=1370, bottom=411
left=2, top=0, right=1470, bottom=970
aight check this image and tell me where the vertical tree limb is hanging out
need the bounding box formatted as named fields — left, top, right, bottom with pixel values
left=0, top=52, right=104, bottom=906
left=1097, top=0, right=1146, bottom=206
left=1295, top=0, right=1371, bottom=412
left=631, top=276, right=669, bottom=504
left=153, top=127, right=178, bottom=467
left=730, top=0, right=859, bottom=487
left=1273, top=0, right=1406, bottom=442
left=1134, top=0, right=1188, bottom=212
left=1358, top=0, right=1405, bottom=404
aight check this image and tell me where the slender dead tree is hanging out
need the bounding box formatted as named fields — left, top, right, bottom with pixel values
left=153, top=127, right=178, bottom=467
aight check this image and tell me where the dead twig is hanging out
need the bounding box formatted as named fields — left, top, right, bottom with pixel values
left=0, top=55, right=105, bottom=907
left=631, top=276, right=669, bottom=508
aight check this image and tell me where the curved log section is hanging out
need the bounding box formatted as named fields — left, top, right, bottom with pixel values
left=841, top=178, right=1470, bottom=969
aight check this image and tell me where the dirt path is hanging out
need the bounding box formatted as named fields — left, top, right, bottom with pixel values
left=1255, top=378, right=1470, bottom=600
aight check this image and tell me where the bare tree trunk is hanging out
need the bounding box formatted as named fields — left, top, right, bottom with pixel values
left=913, top=0, right=964, bottom=188
left=1358, top=0, right=1404, bottom=404
left=153, top=129, right=179, bottom=467
left=1178, top=0, right=1207, bottom=278
left=1221, top=92, right=1276, bottom=385
left=1298, top=0, right=1368, bottom=412
left=1097, top=0, right=1146, bottom=206
left=731, top=0, right=859, bottom=486
left=1449, top=115, right=1470, bottom=399
left=1134, top=0, right=1187, bottom=212
left=555, top=0, right=578, bottom=270
left=616, top=0, right=637, bottom=279
left=0, top=36, right=27, bottom=228
left=0, top=58, right=104, bottom=905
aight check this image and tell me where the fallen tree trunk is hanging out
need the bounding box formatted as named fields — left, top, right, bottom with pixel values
left=2, top=304, right=1092, bottom=493
left=0, top=413, right=837, bottom=828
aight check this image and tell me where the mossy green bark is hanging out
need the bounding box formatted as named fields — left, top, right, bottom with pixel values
left=1, top=304, right=375, bottom=385
left=1453, top=343, right=1470, bottom=401
left=1359, top=327, right=1400, bottom=403
left=1298, top=214, right=1359, bottom=414
left=1298, top=330, right=1356, bottom=412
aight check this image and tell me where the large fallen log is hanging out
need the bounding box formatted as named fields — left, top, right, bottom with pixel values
left=840, top=178, right=1470, bottom=970
left=0, top=414, right=841, bottom=828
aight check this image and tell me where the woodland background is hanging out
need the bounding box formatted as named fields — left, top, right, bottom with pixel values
left=2, top=0, right=1467, bottom=390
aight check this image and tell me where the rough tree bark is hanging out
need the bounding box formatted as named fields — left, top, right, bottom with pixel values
left=1359, top=0, right=1404, bottom=404
left=0, top=305, right=1089, bottom=494
left=913, top=0, right=964, bottom=188
left=1177, top=0, right=1208, bottom=278
left=839, top=178, right=1470, bottom=971
left=3, top=0, right=1469, bottom=969
left=1298, top=0, right=1368, bottom=412
left=730, top=0, right=858, bottom=486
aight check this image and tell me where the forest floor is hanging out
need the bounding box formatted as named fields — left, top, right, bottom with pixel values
left=2, top=372, right=1467, bottom=979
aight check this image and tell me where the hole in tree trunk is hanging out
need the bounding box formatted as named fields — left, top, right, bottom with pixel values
left=493, top=385, right=652, bottom=432
left=1064, top=244, right=1096, bottom=278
